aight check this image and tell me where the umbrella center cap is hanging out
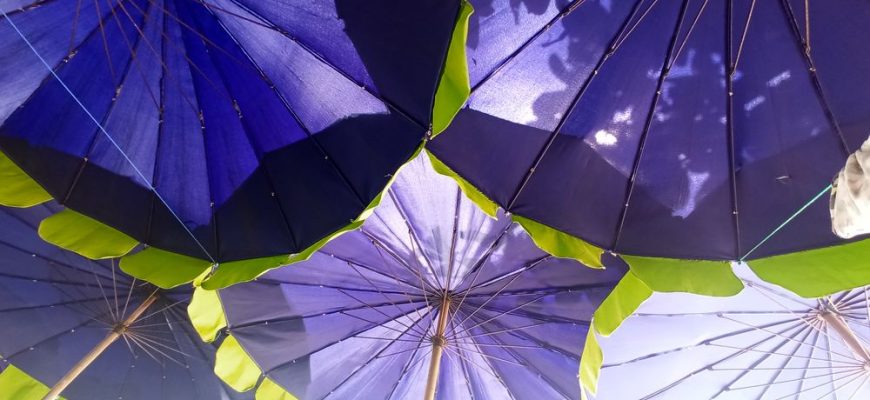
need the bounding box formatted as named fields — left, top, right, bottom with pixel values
left=430, top=335, right=447, bottom=347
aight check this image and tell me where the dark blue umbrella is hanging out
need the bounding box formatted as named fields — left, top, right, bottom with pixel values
left=0, top=202, right=248, bottom=400
left=429, top=0, right=870, bottom=261
left=0, top=1, right=469, bottom=271
left=195, top=153, right=627, bottom=399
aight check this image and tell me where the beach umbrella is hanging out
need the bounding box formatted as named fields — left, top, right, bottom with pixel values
left=0, top=0, right=472, bottom=288
left=428, top=0, right=870, bottom=262
left=590, top=263, right=870, bottom=399
left=0, top=202, right=248, bottom=400
left=192, top=152, right=627, bottom=400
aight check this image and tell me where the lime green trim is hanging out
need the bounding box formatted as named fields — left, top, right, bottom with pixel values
left=431, top=1, right=473, bottom=136
left=188, top=287, right=227, bottom=343
left=427, top=151, right=499, bottom=217
left=749, top=239, right=870, bottom=298
left=0, top=151, right=51, bottom=208
left=256, top=378, right=298, bottom=400
left=215, top=335, right=261, bottom=393
left=513, top=215, right=604, bottom=269
left=38, top=209, right=138, bottom=260
left=200, top=254, right=293, bottom=290
left=0, top=365, right=63, bottom=400
left=623, top=256, right=743, bottom=296
left=592, top=272, right=653, bottom=336
left=120, top=248, right=211, bottom=289
left=578, top=329, right=603, bottom=396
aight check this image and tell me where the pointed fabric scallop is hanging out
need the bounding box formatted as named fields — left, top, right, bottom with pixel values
left=429, top=0, right=870, bottom=261
left=0, top=0, right=467, bottom=265
left=200, top=153, right=627, bottom=400
left=0, top=202, right=249, bottom=400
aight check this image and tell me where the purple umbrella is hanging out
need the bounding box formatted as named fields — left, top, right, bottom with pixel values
left=195, top=153, right=626, bottom=400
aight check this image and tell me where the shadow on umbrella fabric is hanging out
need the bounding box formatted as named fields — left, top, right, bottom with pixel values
left=429, top=0, right=870, bottom=260
left=0, top=0, right=461, bottom=263
left=595, top=263, right=870, bottom=400
left=0, top=202, right=248, bottom=400
left=202, top=152, right=627, bottom=399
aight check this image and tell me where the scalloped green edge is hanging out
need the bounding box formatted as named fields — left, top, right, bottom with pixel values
left=427, top=151, right=498, bottom=218
left=592, top=271, right=653, bottom=337
left=188, top=287, right=227, bottom=342
left=748, top=238, right=870, bottom=298
left=513, top=215, right=604, bottom=269
left=38, top=209, right=138, bottom=260
left=623, top=255, right=743, bottom=297
left=215, top=335, right=262, bottom=393
left=256, top=378, right=298, bottom=400
left=120, top=248, right=212, bottom=289
left=0, top=364, right=64, bottom=400
left=0, top=151, right=51, bottom=208
left=578, top=329, right=603, bottom=396
left=431, top=0, right=473, bottom=136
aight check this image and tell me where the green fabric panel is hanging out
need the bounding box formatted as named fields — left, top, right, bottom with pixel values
left=749, top=239, right=870, bottom=298
left=38, top=209, right=138, bottom=260
left=623, top=256, right=743, bottom=296
left=0, top=151, right=51, bottom=208
left=427, top=151, right=499, bottom=217
left=578, top=329, right=603, bottom=396
left=592, top=271, right=653, bottom=337
left=188, top=287, right=227, bottom=343
left=431, top=1, right=473, bottom=136
left=256, top=378, right=298, bottom=400
left=512, top=216, right=604, bottom=268
left=200, top=254, right=292, bottom=290
left=0, top=365, right=62, bottom=400
left=215, top=335, right=261, bottom=393
left=120, top=248, right=212, bottom=289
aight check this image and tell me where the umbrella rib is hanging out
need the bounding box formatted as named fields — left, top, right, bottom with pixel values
left=727, top=368, right=862, bottom=392
left=774, top=369, right=866, bottom=400
left=319, top=310, right=432, bottom=400
left=724, top=0, right=743, bottom=257
left=706, top=343, right=863, bottom=366
left=448, top=343, right=525, bottom=367
left=612, top=0, right=692, bottom=249
left=745, top=282, right=845, bottom=344
left=444, top=189, right=462, bottom=292
left=846, top=374, right=870, bottom=400
left=755, top=325, right=820, bottom=399
left=605, top=318, right=803, bottom=368
left=503, top=0, right=650, bottom=212
left=0, top=238, right=119, bottom=285
left=462, top=315, right=580, bottom=362
left=344, top=262, right=430, bottom=337
left=636, top=320, right=808, bottom=399
left=336, top=288, right=429, bottom=338
left=719, top=314, right=863, bottom=363
left=386, top=190, right=444, bottom=290
left=776, top=0, right=850, bottom=155
left=105, top=0, right=161, bottom=111
left=456, top=255, right=550, bottom=297
left=229, top=298, right=426, bottom=330
left=0, top=307, right=115, bottom=363
left=360, top=228, right=439, bottom=293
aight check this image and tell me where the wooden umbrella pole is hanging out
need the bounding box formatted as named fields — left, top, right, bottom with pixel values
left=820, top=310, right=870, bottom=364
left=43, top=291, right=159, bottom=400
left=423, top=295, right=451, bottom=400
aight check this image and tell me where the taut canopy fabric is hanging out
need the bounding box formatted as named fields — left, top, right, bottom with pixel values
left=0, top=202, right=248, bottom=399
left=0, top=0, right=464, bottom=263
left=206, top=153, right=627, bottom=399
left=429, top=0, right=870, bottom=260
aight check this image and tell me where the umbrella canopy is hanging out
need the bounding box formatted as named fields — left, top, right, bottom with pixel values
left=0, top=0, right=468, bottom=266
left=0, top=202, right=247, bottom=400
left=197, top=153, right=627, bottom=399
left=593, top=263, right=870, bottom=399
left=429, top=0, right=870, bottom=260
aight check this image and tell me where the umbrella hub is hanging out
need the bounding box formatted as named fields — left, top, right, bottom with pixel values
left=818, top=308, right=870, bottom=364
